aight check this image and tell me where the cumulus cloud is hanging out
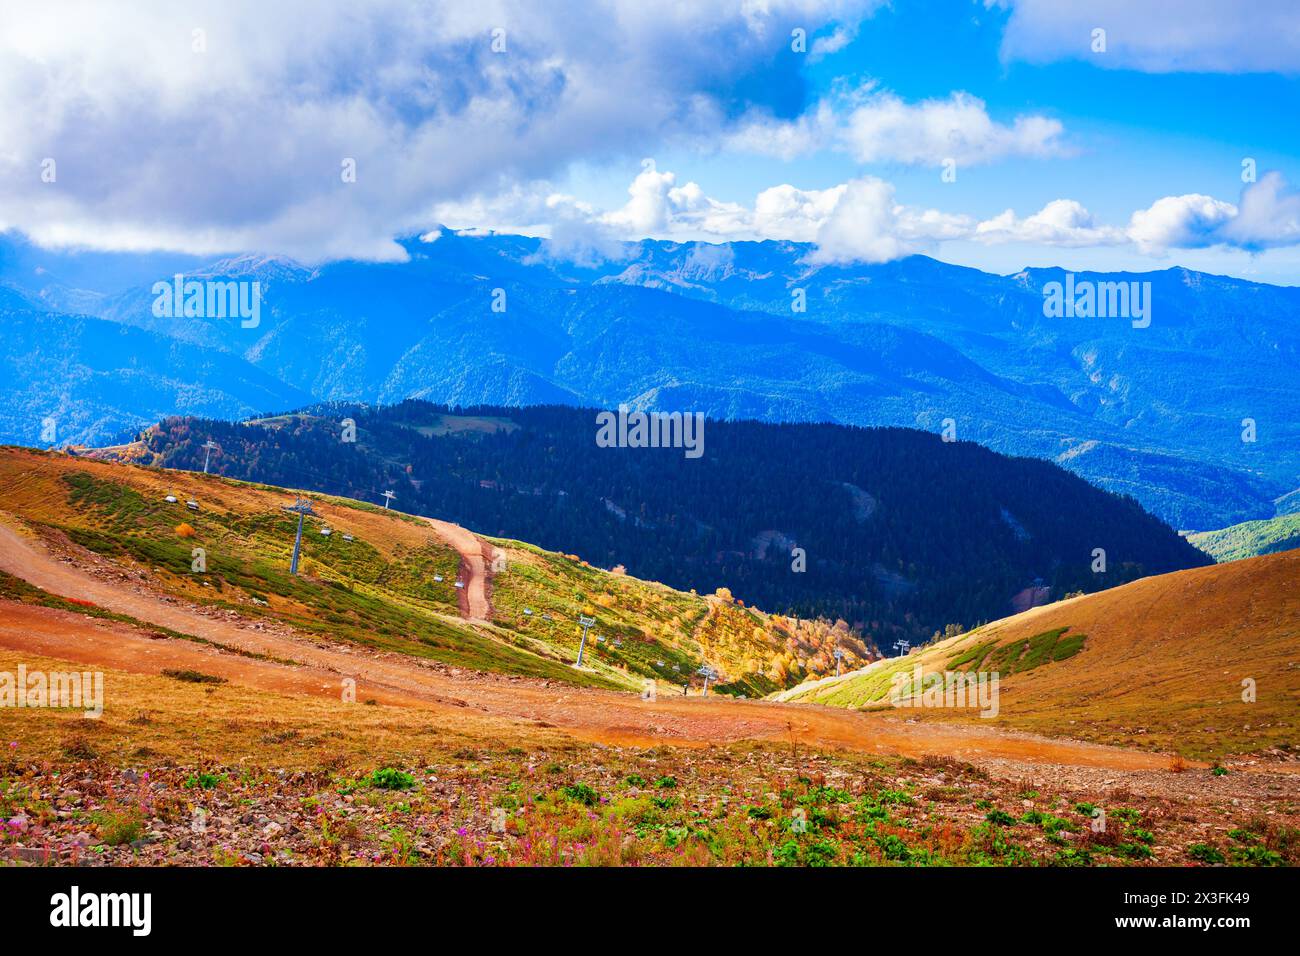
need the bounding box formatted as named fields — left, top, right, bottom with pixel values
left=439, top=162, right=1300, bottom=265
left=838, top=91, right=1068, bottom=166
left=809, top=177, right=956, bottom=263
left=440, top=166, right=969, bottom=263
left=979, top=179, right=1300, bottom=256
left=1219, top=172, right=1300, bottom=251
left=976, top=199, right=1126, bottom=247
left=721, top=102, right=837, bottom=161
left=752, top=182, right=849, bottom=241
left=1125, top=175, right=1300, bottom=254
left=725, top=86, right=1069, bottom=165
left=994, top=0, right=1300, bottom=73
left=0, top=0, right=874, bottom=261
left=598, top=161, right=751, bottom=238
left=1127, top=194, right=1238, bottom=254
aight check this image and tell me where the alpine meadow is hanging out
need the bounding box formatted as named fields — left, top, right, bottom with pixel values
left=0, top=0, right=1296, bottom=936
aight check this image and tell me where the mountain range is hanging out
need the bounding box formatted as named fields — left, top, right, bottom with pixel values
left=2, top=229, right=1295, bottom=531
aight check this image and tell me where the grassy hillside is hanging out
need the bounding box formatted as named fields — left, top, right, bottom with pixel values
left=486, top=538, right=865, bottom=695
left=1186, top=513, right=1300, bottom=563
left=0, top=447, right=859, bottom=693
left=90, top=400, right=1212, bottom=650
left=776, top=550, right=1300, bottom=759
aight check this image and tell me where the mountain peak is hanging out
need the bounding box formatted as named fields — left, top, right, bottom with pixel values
left=197, top=253, right=310, bottom=281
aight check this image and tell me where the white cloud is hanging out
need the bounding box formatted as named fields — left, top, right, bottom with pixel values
left=441, top=167, right=970, bottom=263
left=1220, top=172, right=1300, bottom=251
left=839, top=90, right=1068, bottom=166
left=976, top=199, right=1126, bottom=247
left=436, top=162, right=1300, bottom=266
left=995, top=0, right=1300, bottom=74
left=1125, top=175, right=1300, bottom=254
left=898, top=206, right=977, bottom=242
left=752, top=182, right=849, bottom=240
left=725, top=86, right=1069, bottom=166
left=603, top=162, right=677, bottom=235
left=984, top=175, right=1300, bottom=256
left=599, top=161, right=752, bottom=238
left=435, top=183, right=602, bottom=240
left=809, top=177, right=934, bottom=263
left=721, top=102, right=836, bottom=161
left=0, top=0, right=875, bottom=262
left=809, top=24, right=858, bottom=61
left=1127, top=194, right=1238, bottom=254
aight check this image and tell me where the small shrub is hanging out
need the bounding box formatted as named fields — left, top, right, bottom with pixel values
left=1114, top=842, right=1153, bottom=860
left=184, top=771, right=224, bottom=790
left=368, top=768, right=416, bottom=791
left=561, top=782, right=599, bottom=806
left=1231, top=845, right=1282, bottom=866
left=1053, top=846, right=1093, bottom=866
left=1188, top=843, right=1225, bottom=864
left=97, top=811, right=144, bottom=847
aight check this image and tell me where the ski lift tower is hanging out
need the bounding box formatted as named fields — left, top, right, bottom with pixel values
left=893, top=639, right=911, bottom=658
left=697, top=664, right=718, bottom=696
left=201, top=440, right=220, bottom=474
left=283, top=497, right=318, bottom=575
left=833, top=647, right=845, bottom=677
left=381, top=490, right=396, bottom=510
left=575, top=616, right=596, bottom=667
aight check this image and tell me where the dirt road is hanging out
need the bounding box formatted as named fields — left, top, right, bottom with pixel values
left=423, top=517, right=492, bottom=621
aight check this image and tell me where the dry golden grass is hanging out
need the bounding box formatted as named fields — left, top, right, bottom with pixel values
left=0, top=446, right=443, bottom=561
left=0, top=650, right=571, bottom=772
left=830, top=550, right=1300, bottom=758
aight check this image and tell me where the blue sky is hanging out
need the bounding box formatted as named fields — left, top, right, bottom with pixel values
left=2, top=0, right=1299, bottom=281
left=553, top=0, right=1300, bottom=282
left=707, top=1, right=1300, bottom=216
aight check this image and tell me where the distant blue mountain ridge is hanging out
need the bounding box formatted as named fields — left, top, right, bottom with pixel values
left=1, top=228, right=1295, bottom=531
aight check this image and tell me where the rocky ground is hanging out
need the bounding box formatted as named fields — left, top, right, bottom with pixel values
left=3, top=744, right=1296, bottom=867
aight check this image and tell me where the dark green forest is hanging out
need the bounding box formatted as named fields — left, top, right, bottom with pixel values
left=129, top=401, right=1211, bottom=647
